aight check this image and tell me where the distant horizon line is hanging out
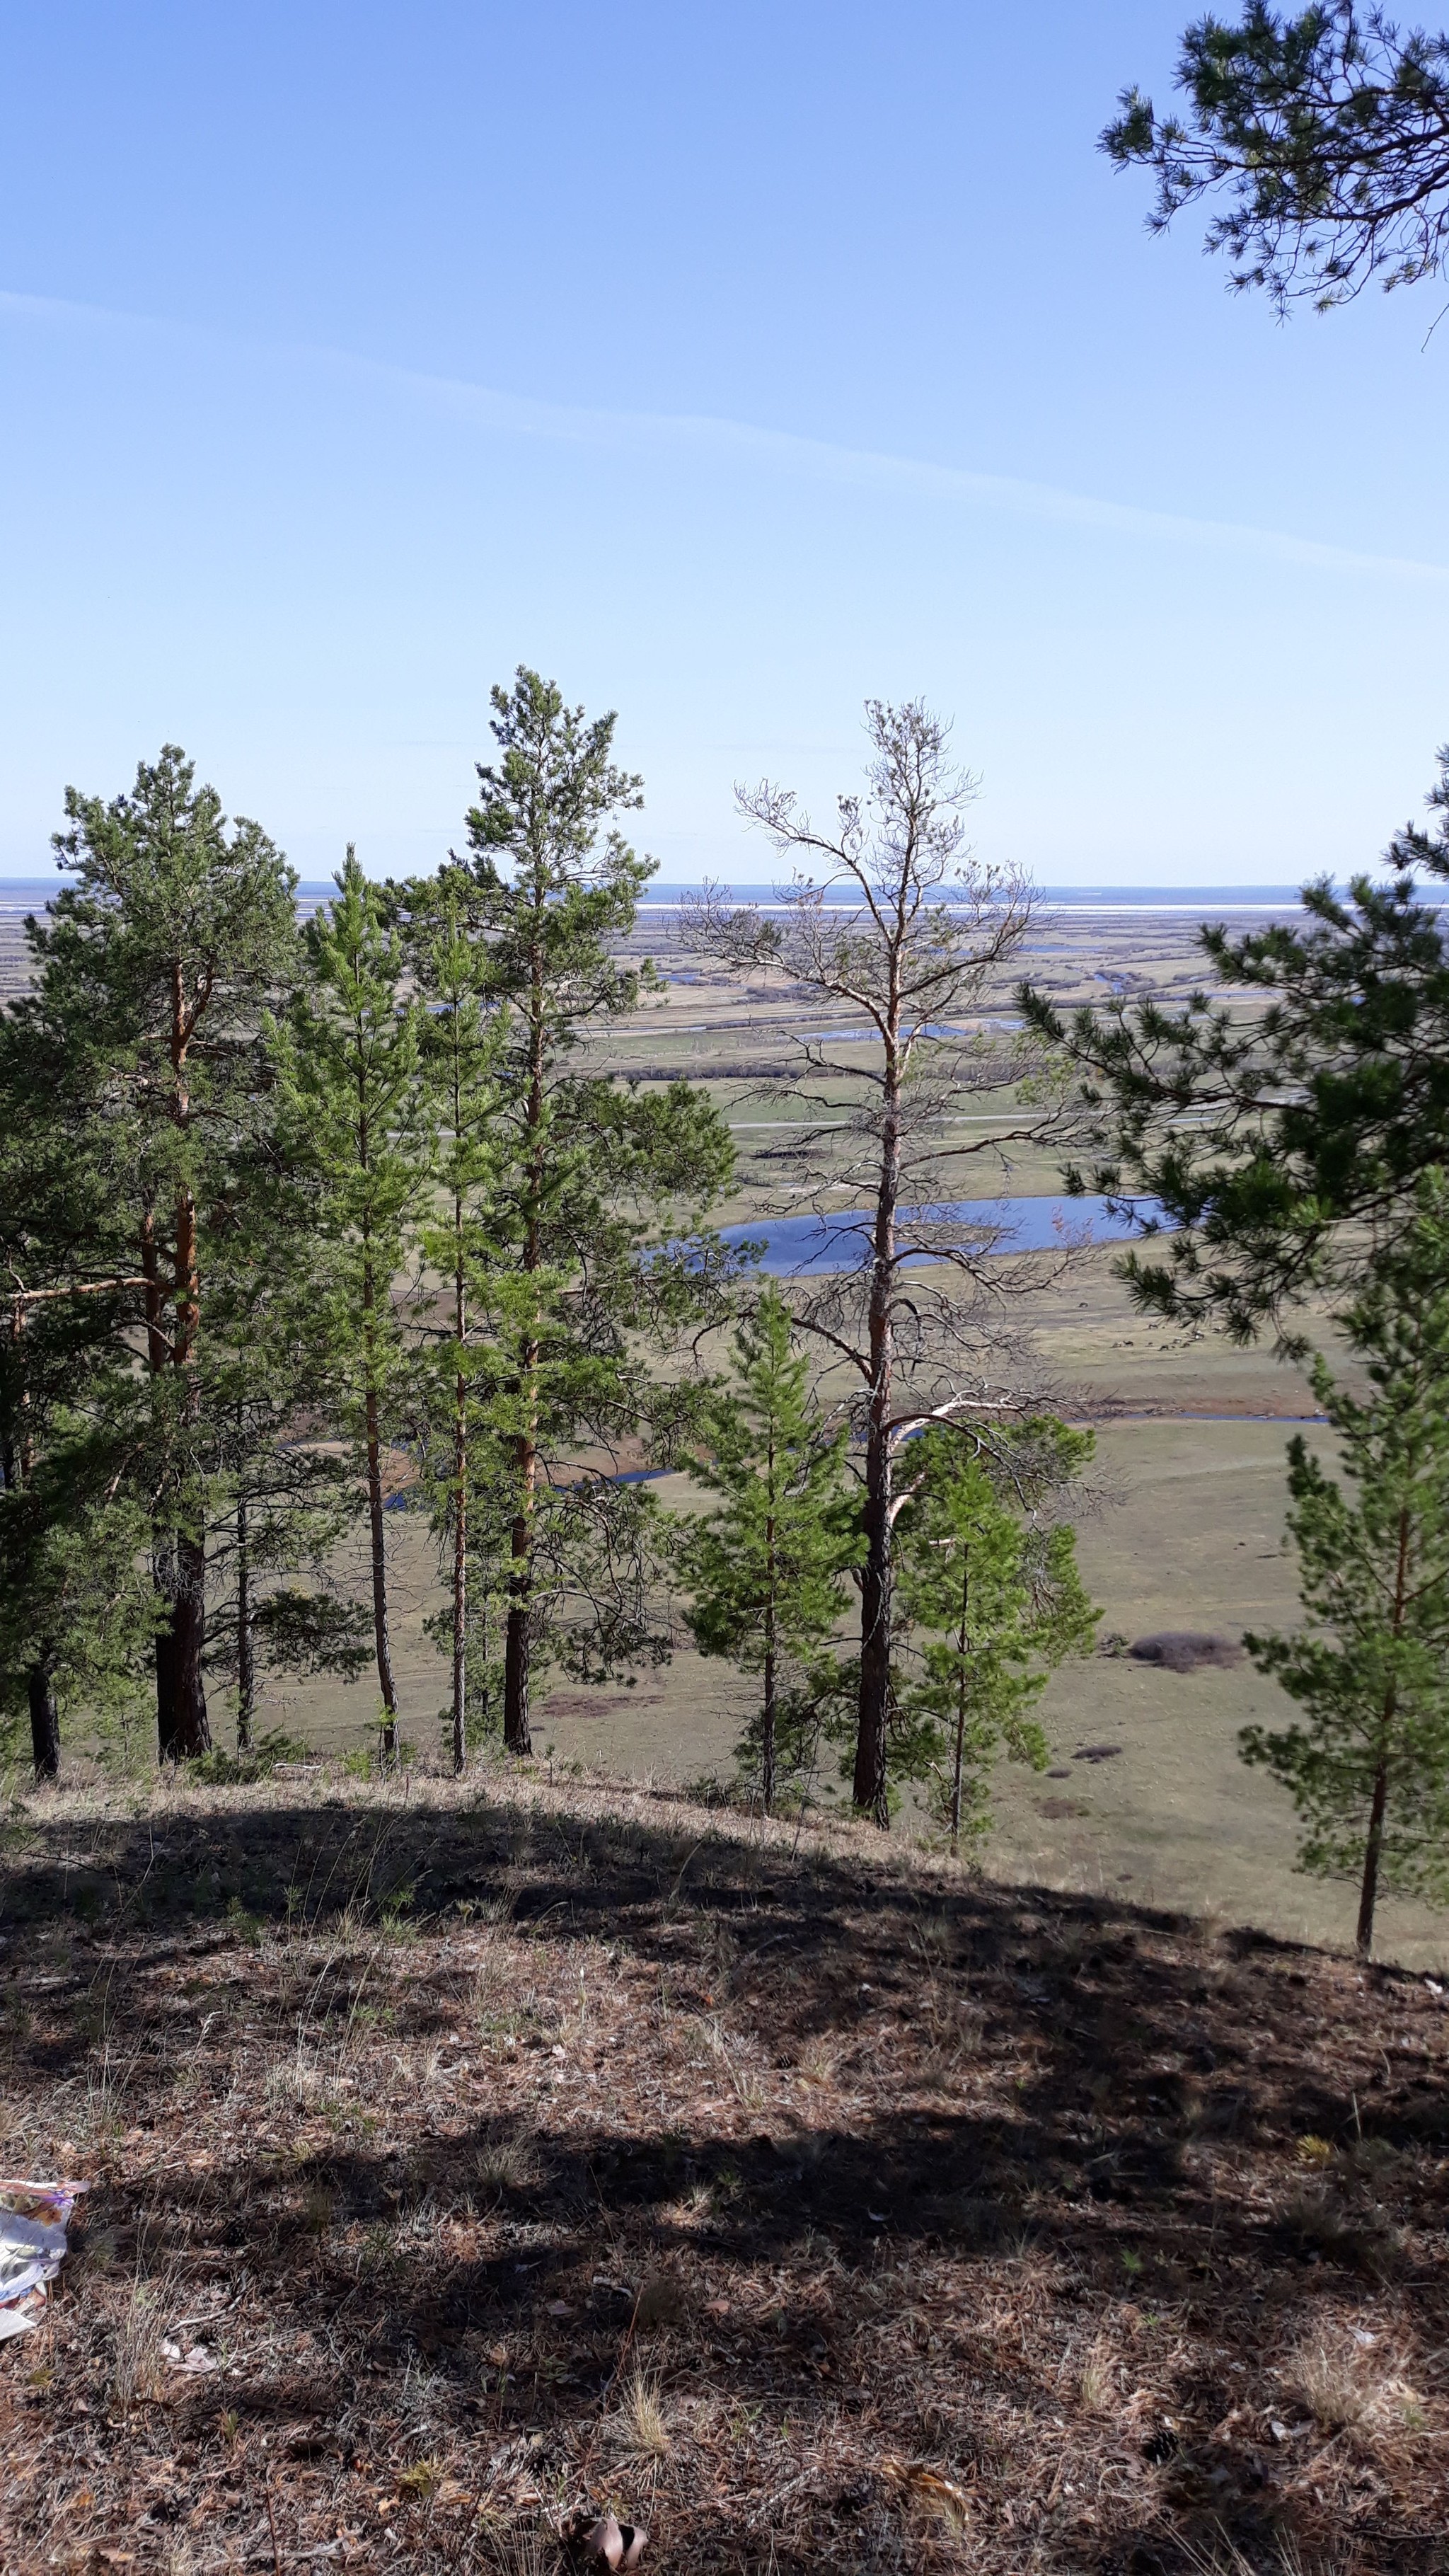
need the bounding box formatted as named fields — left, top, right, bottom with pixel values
left=2, top=878, right=1436, bottom=924
left=0, top=873, right=1373, bottom=903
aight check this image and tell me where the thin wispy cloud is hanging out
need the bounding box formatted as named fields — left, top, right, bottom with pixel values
left=4, top=282, right=1445, bottom=587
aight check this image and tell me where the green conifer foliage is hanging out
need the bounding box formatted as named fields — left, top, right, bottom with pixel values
left=0, top=992, right=146, bottom=1773
left=272, top=850, right=432, bottom=1761
left=0, top=1424, right=159, bottom=1778
left=679, top=1287, right=859, bottom=1812
left=455, top=669, right=733, bottom=1754
left=1103, top=8, right=1449, bottom=315
left=25, top=747, right=299, bottom=1759
left=1242, top=1177, right=1449, bottom=1957
left=403, top=868, right=508, bottom=1773
left=199, top=1037, right=376, bottom=1751
left=1019, top=752, right=1449, bottom=1347
left=896, top=1421, right=1097, bottom=1852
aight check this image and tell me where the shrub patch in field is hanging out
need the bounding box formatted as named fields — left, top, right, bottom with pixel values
left=1129, top=1633, right=1247, bottom=1675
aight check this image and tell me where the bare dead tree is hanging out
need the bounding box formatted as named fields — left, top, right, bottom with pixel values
left=686, top=698, right=1083, bottom=1824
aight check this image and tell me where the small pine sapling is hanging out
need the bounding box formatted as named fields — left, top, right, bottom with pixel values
left=679, top=1287, right=859, bottom=1812
left=896, top=1419, right=1098, bottom=1853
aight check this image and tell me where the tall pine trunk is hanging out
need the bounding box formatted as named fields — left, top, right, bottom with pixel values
left=503, top=968, right=545, bottom=1757
left=949, top=1558, right=970, bottom=1857
left=503, top=1405, right=536, bottom=1756
left=854, top=1037, right=900, bottom=1825
left=761, top=1470, right=777, bottom=1814
left=453, top=1376, right=468, bottom=1776
left=761, top=1633, right=777, bottom=1816
left=0, top=1422, right=18, bottom=1743
left=364, top=1370, right=399, bottom=1760
left=6, top=1316, right=63, bottom=1781
left=1, top=1311, right=16, bottom=1497
left=478, top=1556, right=492, bottom=1735
left=28, top=1652, right=59, bottom=1781
left=855, top=1418, right=892, bottom=1822
left=236, top=1483, right=255, bottom=1753
left=449, top=1126, right=469, bottom=1775
left=142, top=1202, right=182, bottom=1754
left=949, top=1693, right=966, bottom=1856
left=151, top=976, right=211, bottom=1761
left=452, top=1244, right=468, bottom=1777
left=157, top=1529, right=209, bottom=1759
left=1358, top=1505, right=1412, bottom=1959
left=1357, top=1739, right=1390, bottom=1958
left=352, top=1097, right=393, bottom=1761
left=168, top=1146, right=210, bottom=1756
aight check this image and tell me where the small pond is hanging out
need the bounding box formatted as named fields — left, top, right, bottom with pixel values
left=719, top=1193, right=1166, bottom=1278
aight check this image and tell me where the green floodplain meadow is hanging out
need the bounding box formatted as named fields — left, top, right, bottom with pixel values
left=97, top=887, right=1438, bottom=1974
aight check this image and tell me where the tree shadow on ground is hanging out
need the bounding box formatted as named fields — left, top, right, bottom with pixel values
left=3, top=1781, right=1447, bottom=2572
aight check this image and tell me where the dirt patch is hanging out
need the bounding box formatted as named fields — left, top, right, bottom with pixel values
left=1129, top=1631, right=1247, bottom=1674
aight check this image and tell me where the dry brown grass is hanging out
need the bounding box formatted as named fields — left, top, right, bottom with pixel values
left=794, top=2030, right=842, bottom=2088
left=475, top=2126, right=541, bottom=2195
left=1078, top=2333, right=1118, bottom=2417
left=1, top=1759, right=1447, bottom=2574
left=1285, top=2328, right=1427, bottom=2444
left=108, top=2270, right=170, bottom=2409
left=614, top=2367, right=671, bottom=2459
left=1286, top=2331, right=1379, bottom=2434
left=475, top=2519, right=562, bottom=2576
left=1181, top=2535, right=1352, bottom=2576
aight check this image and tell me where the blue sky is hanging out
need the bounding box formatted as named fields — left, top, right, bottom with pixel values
left=1, top=2, right=1446, bottom=885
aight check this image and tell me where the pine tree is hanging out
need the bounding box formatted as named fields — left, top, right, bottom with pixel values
left=679, top=1289, right=858, bottom=1812
left=1019, top=751, right=1449, bottom=1347
left=896, top=1420, right=1097, bottom=1853
left=0, top=994, right=145, bottom=1774
left=21, top=747, right=299, bottom=1759
left=686, top=699, right=1064, bottom=1824
left=272, top=850, right=432, bottom=1761
left=1242, top=1178, right=1449, bottom=1959
left=455, top=669, right=734, bottom=1754
left=402, top=868, right=507, bottom=1773
left=416, top=1424, right=513, bottom=1759
left=200, top=1006, right=378, bottom=1753
left=1103, top=9, right=1449, bottom=317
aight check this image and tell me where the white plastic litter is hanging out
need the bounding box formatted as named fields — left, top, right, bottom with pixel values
left=0, top=2178, right=88, bottom=2340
